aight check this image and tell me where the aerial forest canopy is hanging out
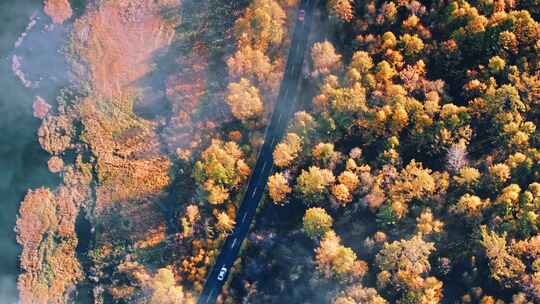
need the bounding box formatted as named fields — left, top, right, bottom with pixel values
left=10, top=0, right=540, bottom=303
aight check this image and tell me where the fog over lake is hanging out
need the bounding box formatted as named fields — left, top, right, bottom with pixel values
left=0, top=1, right=62, bottom=302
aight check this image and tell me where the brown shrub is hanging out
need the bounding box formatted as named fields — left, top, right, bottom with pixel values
left=16, top=186, right=84, bottom=304
left=32, top=96, right=51, bottom=119
left=71, top=0, right=178, bottom=99
left=43, top=0, right=73, bottom=24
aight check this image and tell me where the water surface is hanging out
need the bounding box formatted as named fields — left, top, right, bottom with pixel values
left=0, top=0, right=62, bottom=301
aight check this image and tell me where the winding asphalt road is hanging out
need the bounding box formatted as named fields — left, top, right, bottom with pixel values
left=197, top=1, right=316, bottom=303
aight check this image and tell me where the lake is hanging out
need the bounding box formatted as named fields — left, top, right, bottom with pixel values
left=0, top=0, right=63, bottom=302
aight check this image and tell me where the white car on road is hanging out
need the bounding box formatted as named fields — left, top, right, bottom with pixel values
left=217, top=266, right=228, bottom=281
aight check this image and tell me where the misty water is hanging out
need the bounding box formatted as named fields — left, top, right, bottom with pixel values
left=0, top=0, right=69, bottom=301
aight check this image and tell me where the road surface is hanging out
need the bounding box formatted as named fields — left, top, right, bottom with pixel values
left=197, top=0, right=316, bottom=303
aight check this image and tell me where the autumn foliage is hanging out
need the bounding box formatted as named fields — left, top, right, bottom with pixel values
left=194, top=140, right=250, bottom=205
left=303, top=207, right=333, bottom=238
left=16, top=187, right=84, bottom=304
left=44, top=0, right=72, bottom=24
left=147, top=268, right=196, bottom=304
left=226, top=78, right=264, bottom=123
left=267, top=172, right=292, bottom=204
left=315, top=231, right=368, bottom=280
left=234, top=0, right=287, bottom=51
left=16, top=0, right=540, bottom=302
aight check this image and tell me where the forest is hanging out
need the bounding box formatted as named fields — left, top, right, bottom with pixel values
left=11, top=0, right=540, bottom=303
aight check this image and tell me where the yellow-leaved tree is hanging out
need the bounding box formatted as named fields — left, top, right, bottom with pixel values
left=303, top=207, right=333, bottom=238
left=315, top=230, right=368, bottom=280
left=234, top=0, right=287, bottom=51
left=215, top=212, right=236, bottom=233
left=273, top=133, right=302, bottom=168
left=311, top=41, right=342, bottom=77
left=226, top=78, right=264, bottom=124
left=227, top=45, right=273, bottom=84
left=267, top=172, right=292, bottom=204
left=149, top=268, right=195, bottom=304
left=327, top=0, right=354, bottom=22
left=194, top=140, right=250, bottom=205
left=296, top=166, right=335, bottom=203
left=375, top=235, right=442, bottom=302
left=333, top=284, right=388, bottom=304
